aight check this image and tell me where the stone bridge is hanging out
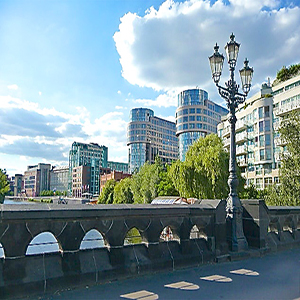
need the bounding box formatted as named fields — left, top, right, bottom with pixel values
left=0, top=199, right=300, bottom=298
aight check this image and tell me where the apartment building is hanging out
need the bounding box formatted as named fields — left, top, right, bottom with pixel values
left=217, top=74, right=300, bottom=189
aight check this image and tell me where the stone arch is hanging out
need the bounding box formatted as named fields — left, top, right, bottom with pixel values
left=80, top=229, right=107, bottom=250
left=124, top=227, right=143, bottom=245
left=159, top=226, right=180, bottom=242
left=26, top=232, right=61, bottom=255
left=189, top=225, right=208, bottom=241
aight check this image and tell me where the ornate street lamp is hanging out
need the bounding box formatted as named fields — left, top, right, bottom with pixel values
left=209, top=33, right=253, bottom=252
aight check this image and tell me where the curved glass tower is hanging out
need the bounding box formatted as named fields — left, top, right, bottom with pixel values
left=127, top=108, right=178, bottom=173
left=176, top=89, right=228, bottom=161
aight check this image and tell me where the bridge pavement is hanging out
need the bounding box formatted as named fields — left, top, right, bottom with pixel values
left=24, top=248, right=300, bottom=300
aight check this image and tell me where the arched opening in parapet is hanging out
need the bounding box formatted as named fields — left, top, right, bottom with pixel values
left=283, top=218, right=293, bottom=235
left=268, top=221, right=279, bottom=239
left=26, top=232, right=61, bottom=255
left=189, top=225, right=208, bottom=241
left=124, top=227, right=142, bottom=245
left=0, top=243, right=5, bottom=258
left=80, top=229, right=106, bottom=250
left=159, top=226, right=179, bottom=242
left=297, top=220, right=300, bottom=231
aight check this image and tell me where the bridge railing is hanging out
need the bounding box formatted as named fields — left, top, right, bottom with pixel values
left=1, top=199, right=300, bottom=298
left=0, top=200, right=227, bottom=298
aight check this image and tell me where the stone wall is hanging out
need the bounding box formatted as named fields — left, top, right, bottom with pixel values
left=0, top=200, right=227, bottom=298
left=1, top=200, right=300, bottom=298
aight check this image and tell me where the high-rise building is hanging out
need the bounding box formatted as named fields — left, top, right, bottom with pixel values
left=24, top=163, right=51, bottom=197
left=127, top=108, right=178, bottom=173
left=68, top=142, right=108, bottom=196
left=50, top=166, right=69, bottom=193
left=217, top=74, right=300, bottom=189
left=176, top=88, right=228, bottom=161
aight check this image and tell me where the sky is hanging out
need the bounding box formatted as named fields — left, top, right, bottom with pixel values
left=0, top=0, right=299, bottom=176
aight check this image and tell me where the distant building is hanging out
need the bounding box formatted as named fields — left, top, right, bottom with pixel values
left=24, top=163, right=51, bottom=197
left=68, top=142, right=108, bottom=196
left=50, top=166, right=69, bottom=193
left=107, top=161, right=128, bottom=173
left=13, top=174, right=23, bottom=196
left=176, top=88, right=228, bottom=161
left=72, top=165, right=91, bottom=198
left=127, top=108, right=178, bottom=173
left=100, top=170, right=131, bottom=194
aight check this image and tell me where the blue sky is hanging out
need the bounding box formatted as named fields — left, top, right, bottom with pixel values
left=0, top=0, right=299, bottom=176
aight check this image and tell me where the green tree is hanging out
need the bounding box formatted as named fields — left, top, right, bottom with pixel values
left=113, top=177, right=134, bottom=204
left=276, top=64, right=300, bottom=83
left=130, top=157, right=177, bottom=203
left=157, top=164, right=179, bottom=197
left=265, top=112, right=300, bottom=206
left=0, top=169, right=10, bottom=204
left=169, top=134, right=244, bottom=199
left=98, top=179, right=116, bottom=204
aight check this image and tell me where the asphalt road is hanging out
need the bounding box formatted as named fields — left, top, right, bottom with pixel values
left=26, top=248, right=300, bottom=300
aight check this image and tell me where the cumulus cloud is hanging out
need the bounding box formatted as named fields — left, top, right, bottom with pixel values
left=133, top=90, right=179, bottom=107
left=7, top=84, right=18, bottom=90
left=114, top=0, right=300, bottom=97
left=0, top=96, right=129, bottom=168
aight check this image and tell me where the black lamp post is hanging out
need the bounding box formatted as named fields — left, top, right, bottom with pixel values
left=209, top=33, right=253, bottom=252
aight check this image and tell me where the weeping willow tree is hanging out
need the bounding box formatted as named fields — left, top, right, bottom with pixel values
left=169, top=134, right=244, bottom=199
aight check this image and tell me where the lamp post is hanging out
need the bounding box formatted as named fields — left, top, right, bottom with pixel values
left=209, top=33, right=253, bottom=252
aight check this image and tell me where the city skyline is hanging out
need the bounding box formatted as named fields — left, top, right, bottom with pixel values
left=0, top=0, right=299, bottom=176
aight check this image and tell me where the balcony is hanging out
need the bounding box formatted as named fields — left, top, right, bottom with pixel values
left=236, top=145, right=247, bottom=155
left=236, top=131, right=248, bottom=144
left=222, top=127, right=230, bottom=138
left=274, top=136, right=287, bottom=147
left=236, top=120, right=248, bottom=133
left=276, top=100, right=300, bottom=116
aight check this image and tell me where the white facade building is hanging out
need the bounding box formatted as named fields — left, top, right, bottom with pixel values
left=218, top=74, right=300, bottom=190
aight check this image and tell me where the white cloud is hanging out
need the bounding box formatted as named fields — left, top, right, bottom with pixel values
left=7, top=84, right=18, bottom=90
left=133, top=89, right=179, bottom=107
left=114, top=0, right=300, bottom=95
left=0, top=95, right=130, bottom=174
left=39, top=91, right=42, bottom=96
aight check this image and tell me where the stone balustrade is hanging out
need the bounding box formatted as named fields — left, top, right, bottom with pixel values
left=1, top=199, right=300, bottom=298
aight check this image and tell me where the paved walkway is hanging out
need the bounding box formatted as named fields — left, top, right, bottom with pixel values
left=26, top=248, right=300, bottom=300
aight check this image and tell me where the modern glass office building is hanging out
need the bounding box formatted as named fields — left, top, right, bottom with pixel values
left=127, top=108, right=178, bottom=173
left=176, top=88, right=228, bottom=161
left=68, top=142, right=108, bottom=196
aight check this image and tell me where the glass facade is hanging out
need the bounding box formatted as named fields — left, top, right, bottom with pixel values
left=127, top=108, right=178, bottom=173
left=68, top=142, right=108, bottom=195
left=176, top=89, right=228, bottom=161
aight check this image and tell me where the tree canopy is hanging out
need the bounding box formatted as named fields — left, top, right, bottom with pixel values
left=275, top=64, right=300, bottom=83
left=0, top=169, right=10, bottom=204
left=169, top=134, right=244, bottom=199
left=264, top=112, right=300, bottom=206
